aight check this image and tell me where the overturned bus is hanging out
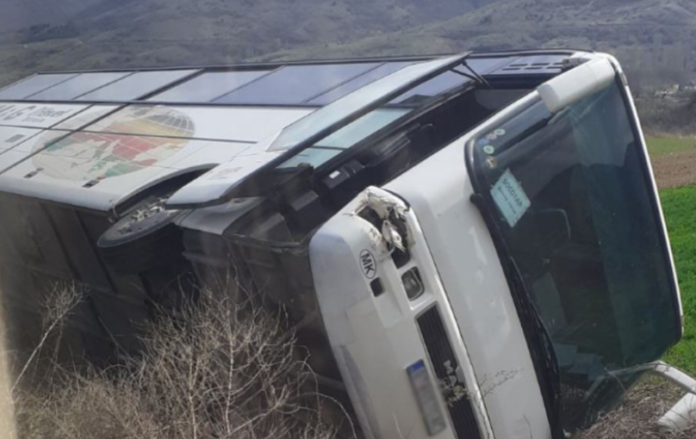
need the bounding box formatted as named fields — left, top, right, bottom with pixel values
left=0, top=50, right=689, bottom=438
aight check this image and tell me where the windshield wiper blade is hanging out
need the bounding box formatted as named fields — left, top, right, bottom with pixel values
left=507, top=258, right=564, bottom=437
left=459, top=61, right=493, bottom=89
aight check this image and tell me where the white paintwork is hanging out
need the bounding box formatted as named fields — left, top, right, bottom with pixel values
left=310, top=187, right=493, bottom=439
left=166, top=144, right=281, bottom=207
left=0, top=129, right=254, bottom=210
left=0, top=126, right=43, bottom=152
left=112, top=140, right=256, bottom=209
left=537, top=58, right=615, bottom=113
left=0, top=166, right=171, bottom=210
left=176, top=197, right=264, bottom=235
left=53, top=105, right=121, bottom=130
left=0, top=103, right=87, bottom=128
left=383, top=110, right=551, bottom=439
left=641, top=362, right=696, bottom=431
left=4, top=129, right=65, bottom=154
left=86, top=105, right=313, bottom=143
left=659, top=393, right=696, bottom=431
left=0, top=129, right=66, bottom=173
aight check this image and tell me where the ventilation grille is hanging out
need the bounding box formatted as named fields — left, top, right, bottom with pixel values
left=417, top=306, right=482, bottom=439
left=501, top=61, right=564, bottom=72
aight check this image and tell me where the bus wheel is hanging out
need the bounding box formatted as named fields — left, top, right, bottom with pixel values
left=98, top=195, right=184, bottom=274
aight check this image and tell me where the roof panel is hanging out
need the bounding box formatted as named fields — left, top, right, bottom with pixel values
left=29, top=72, right=131, bottom=100
left=166, top=53, right=472, bottom=208
left=267, top=55, right=466, bottom=152
left=53, top=105, right=121, bottom=130
left=77, top=70, right=197, bottom=101
left=0, top=131, right=257, bottom=210
left=0, top=146, right=171, bottom=210
left=393, top=58, right=514, bottom=104
left=0, top=74, right=77, bottom=100
left=213, top=63, right=381, bottom=105
left=0, top=103, right=88, bottom=128
left=308, top=62, right=414, bottom=105
left=0, top=126, right=43, bottom=152
left=150, top=70, right=270, bottom=103
left=86, top=105, right=313, bottom=143
left=489, top=54, right=567, bottom=75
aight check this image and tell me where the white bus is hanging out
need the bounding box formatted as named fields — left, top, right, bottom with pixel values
left=0, top=50, right=688, bottom=438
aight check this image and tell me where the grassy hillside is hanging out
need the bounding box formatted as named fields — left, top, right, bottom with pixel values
left=0, top=0, right=114, bottom=31
left=660, top=185, right=696, bottom=375
left=1, top=0, right=696, bottom=89
left=264, top=0, right=696, bottom=82
left=0, top=0, right=497, bottom=86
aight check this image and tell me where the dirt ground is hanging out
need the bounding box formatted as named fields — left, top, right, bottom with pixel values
left=651, top=150, right=696, bottom=189
left=578, top=378, right=694, bottom=439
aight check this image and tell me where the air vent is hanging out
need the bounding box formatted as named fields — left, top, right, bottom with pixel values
left=502, top=63, right=563, bottom=72
left=417, top=306, right=482, bottom=439
left=5, top=134, right=24, bottom=143
left=370, top=278, right=385, bottom=297
left=83, top=180, right=100, bottom=188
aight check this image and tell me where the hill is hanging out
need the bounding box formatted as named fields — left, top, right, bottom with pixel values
left=263, top=0, right=696, bottom=86
left=0, top=0, right=121, bottom=31
left=1, top=0, right=695, bottom=89
left=0, top=0, right=498, bottom=86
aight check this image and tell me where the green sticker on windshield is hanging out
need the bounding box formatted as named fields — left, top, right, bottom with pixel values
left=491, top=169, right=530, bottom=227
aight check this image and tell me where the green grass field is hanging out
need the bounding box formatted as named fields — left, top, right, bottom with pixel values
left=661, top=185, right=696, bottom=374
left=646, top=136, right=696, bottom=156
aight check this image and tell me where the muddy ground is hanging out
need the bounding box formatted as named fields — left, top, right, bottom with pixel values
left=652, top=150, right=696, bottom=189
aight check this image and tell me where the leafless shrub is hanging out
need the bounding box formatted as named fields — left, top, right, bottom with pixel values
left=14, top=283, right=696, bottom=439
left=12, top=283, right=83, bottom=393
left=13, top=283, right=355, bottom=439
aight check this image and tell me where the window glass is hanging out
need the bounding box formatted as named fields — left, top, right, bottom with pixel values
left=392, top=70, right=469, bottom=104
left=278, top=147, right=342, bottom=168
left=393, top=58, right=509, bottom=104
left=317, top=108, right=408, bottom=149
left=214, top=63, right=380, bottom=105
left=308, top=62, right=414, bottom=105
left=29, top=72, right=131, bottom=100
left=78, top=70, right=197, bottom=101
left=268, top=55, right=463, bottom=151
left=472, top=82, right=680, bottom=431
left=150, top=70, right=270, bottom=102
left=0, top=74, right=77, bottom=100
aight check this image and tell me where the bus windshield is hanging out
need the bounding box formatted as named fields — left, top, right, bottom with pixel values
left=471, top=80, right=681, bottom=431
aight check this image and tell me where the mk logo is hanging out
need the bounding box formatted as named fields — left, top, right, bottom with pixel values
left=359, top=250, right=377, bottom=279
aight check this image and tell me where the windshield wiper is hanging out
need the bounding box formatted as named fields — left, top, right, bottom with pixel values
left=508, top=258, right=564, bottom=438
left=459, top=61, right=493, bottom=89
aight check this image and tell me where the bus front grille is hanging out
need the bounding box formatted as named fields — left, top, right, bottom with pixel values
left=417, top=306, right=482, bottom=439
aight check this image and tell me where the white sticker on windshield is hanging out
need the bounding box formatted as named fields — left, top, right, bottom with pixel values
left=491, top=169, right=530, bottom=227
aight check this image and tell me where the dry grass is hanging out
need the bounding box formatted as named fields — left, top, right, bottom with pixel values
left=12, top=284, right=356, bottom=439
left=9, top=283, right=696, bottom=439
left=577, top=378, right=696, bottom=439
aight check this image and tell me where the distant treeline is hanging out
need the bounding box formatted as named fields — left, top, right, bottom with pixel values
left=636, top=92, right=696, bottom=135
